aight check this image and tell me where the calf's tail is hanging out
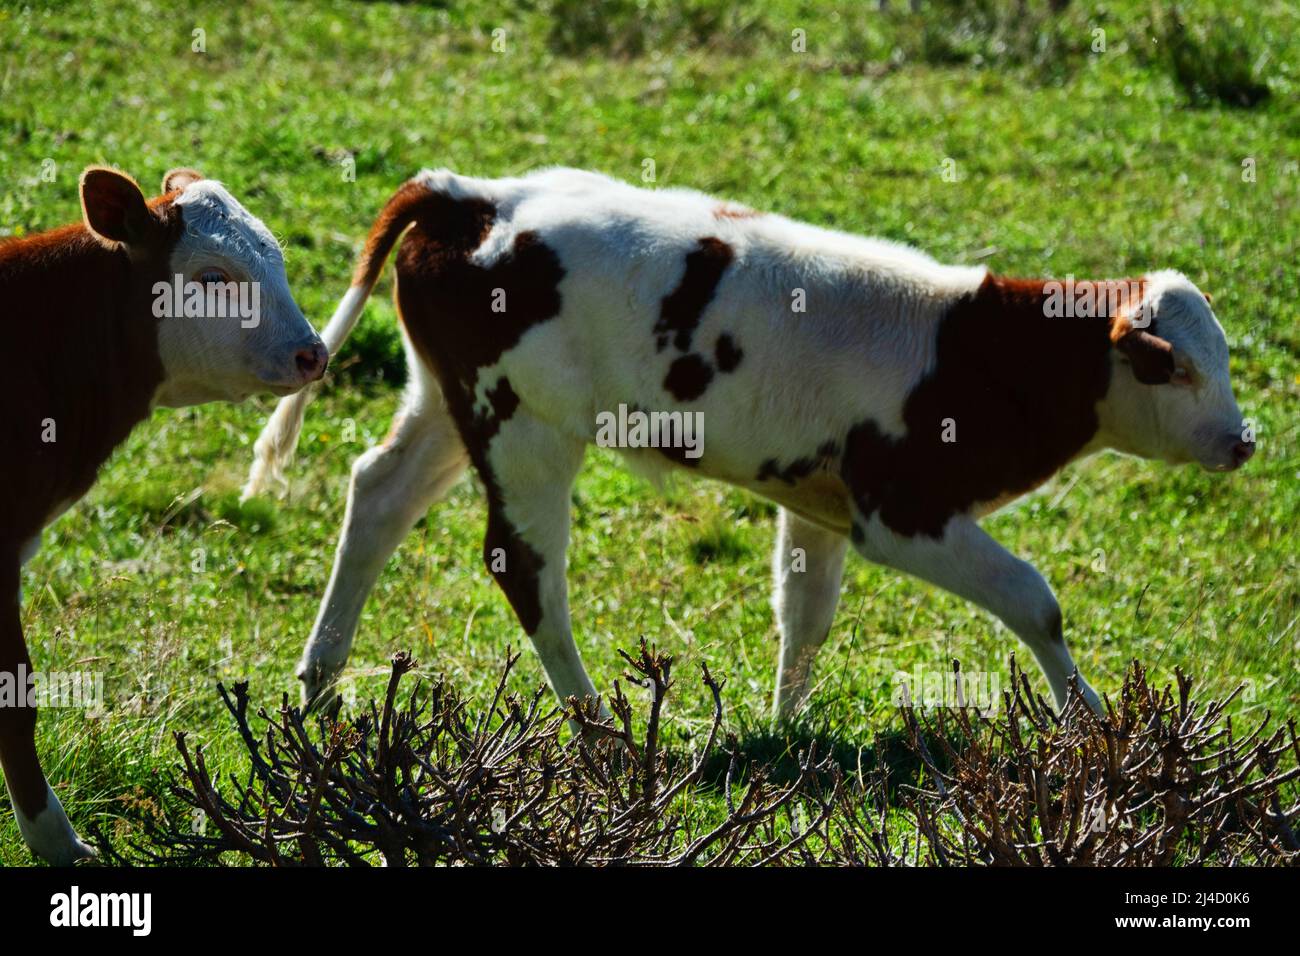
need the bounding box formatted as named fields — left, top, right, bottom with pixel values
left=242, top=179, right=432, bottom=500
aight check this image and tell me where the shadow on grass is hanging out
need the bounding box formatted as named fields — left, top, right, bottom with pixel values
left=679, top=702, right=967, bottom=802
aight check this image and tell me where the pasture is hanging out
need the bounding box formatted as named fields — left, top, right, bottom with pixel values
left=0, top=0, right=1296, bottom=864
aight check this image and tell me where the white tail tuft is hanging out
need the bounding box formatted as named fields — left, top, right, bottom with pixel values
left=243, top=178, right=431, bottom=500
left=241, top=285, right=371, bottom=501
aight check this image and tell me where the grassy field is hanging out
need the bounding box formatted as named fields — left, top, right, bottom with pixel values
left=1, top=0, right=1297, bottom=864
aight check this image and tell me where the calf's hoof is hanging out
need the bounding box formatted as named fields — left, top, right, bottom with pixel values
left=1060, top=674, right=1106, bottom=720
left=16, top=786, right=99, bottom=866
left=297, top=655, right=345, bottom=714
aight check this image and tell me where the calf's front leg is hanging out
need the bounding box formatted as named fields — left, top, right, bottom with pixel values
left=1, top=556, right=95, bottom=865
left=851, top=515, right=1102, bottom=714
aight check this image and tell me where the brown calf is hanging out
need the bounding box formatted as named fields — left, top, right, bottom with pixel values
left=1, top=167, right=325, bottom=864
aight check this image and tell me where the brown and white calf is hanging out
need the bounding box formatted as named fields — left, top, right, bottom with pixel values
left=246, top=167, right=1251, bottom=727
left=2, top=167, right=327, bottom=864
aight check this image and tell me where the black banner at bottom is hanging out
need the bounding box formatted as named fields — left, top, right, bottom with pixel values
left=0, top=864, right=1286, bottom=942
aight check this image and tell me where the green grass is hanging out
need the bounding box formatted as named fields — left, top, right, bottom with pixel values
left=1, top=0, right=1297, bottom=865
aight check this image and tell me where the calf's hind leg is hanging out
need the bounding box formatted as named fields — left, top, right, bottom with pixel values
left=771, top=509, right=849, bottom=719
left=298, top=386, right=468, bottom=708
left=474, top=408, right=600, bottom=710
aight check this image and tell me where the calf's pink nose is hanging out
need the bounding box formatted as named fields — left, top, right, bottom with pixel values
left=295, top=342, right=328, bottom=382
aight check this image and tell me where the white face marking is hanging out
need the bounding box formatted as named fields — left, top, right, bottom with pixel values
left=1114, top=271, right=1247, bottom=471
left=153, top=181, right=325, bottom=406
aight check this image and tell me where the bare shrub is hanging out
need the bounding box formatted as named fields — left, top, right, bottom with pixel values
left=93, top=649, right=1299, bottom=867
left=890, top=658, right=1300, bottom=865
left=96, top=642, right=847, bottom=866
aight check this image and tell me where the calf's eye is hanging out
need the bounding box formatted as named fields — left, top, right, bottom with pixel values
left=198, top=267, right=230, bottom=285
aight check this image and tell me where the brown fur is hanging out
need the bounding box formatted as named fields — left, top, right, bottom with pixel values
left=842, top=274, right=1138, bottom=539
left=654, top=237, right=735, bottom=400
left=1110, top=291, right=1174, bottom=385
left=713, top=333, right=743, bottom=373
left=0, top=184, right=182, bottom=819
left=349, top=179, right=451, bottom=294
left=713, top=204, right=762, bottom=220
left=654, top=237, right=732, bottom=353
left=757, top=441, right=840, bottom=486
left=663, top=353, right=714, bottom=401
left=388, top=187, right=567, bottom=634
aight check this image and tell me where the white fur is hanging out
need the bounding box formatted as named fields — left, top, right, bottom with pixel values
left=243, top=285, right=369, bottom=498
left=154, top=180, right=325, bottom=406
left=297, top=348, right=468, bottom=705
left=772, top=509, right=849, bottom=716
left=1096, top=270, right=1244, bottom=470
left=412, top=167, right=986, bottom=522
left=253, top=168, right=1241, bottom=717
left=12, top=784, right=96, bottom=866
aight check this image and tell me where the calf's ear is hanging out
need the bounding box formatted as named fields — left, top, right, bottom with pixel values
left=1113, top=325, right=1175, bottom=385
left=161, top=168, right=205, bottom=194
left=80, top=167, right=153, bottom=247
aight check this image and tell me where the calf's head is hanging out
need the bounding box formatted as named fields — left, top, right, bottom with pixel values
left=1102, top=271, right=1252, bottom=472
left=79, top=166, right=327, bottom=406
